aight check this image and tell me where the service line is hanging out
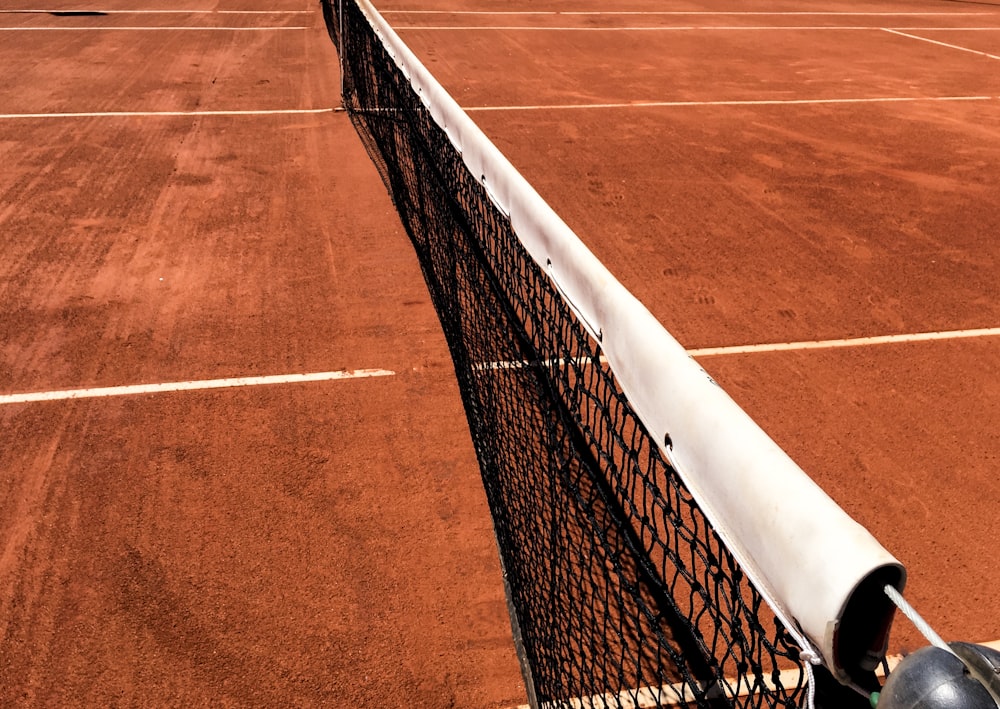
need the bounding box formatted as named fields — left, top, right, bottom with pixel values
left=0, top=370, right=396, bottom=405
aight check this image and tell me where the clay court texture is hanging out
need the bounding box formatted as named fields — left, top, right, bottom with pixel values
left=1, top=0, right=998, bottom=707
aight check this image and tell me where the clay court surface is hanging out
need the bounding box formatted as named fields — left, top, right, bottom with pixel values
left=1, top=0, right=998, bottom=706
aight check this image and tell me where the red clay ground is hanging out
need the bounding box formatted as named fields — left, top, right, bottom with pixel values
left=2, top=0, right=999, bottom=707
left=0, top=5, right=524, bottom=708
left=389, top=0, right=1000, bottom=656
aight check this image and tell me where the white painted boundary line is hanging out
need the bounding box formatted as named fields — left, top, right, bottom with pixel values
left=901, top=27, right=1000, bottom=30
left=7, top=99, right=991, bottom=120
left=383, top=11, right=995, bottom=16
left=0, top=370, right=396, bottom=405
left=395, top=25, right=1000, bottom=31
left=396, top=25, right=881, bottom=31
left=478, top=328, right=1000, bottom=371
left=509, top=640, right=1000, bottom=709
left=688, top=327, right=1000, bottom=358
left=0, top=9, right=312, bottom=13
left=465, top=95, right=996, bottom=112
left=0, top=108, right=334, bottom=119
left=0, top=26, right=308, bottom=31
left=884, top=27, right=1000, bottom=60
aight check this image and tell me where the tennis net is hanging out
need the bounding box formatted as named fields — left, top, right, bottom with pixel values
left=322, top=3, right=904, bottom=707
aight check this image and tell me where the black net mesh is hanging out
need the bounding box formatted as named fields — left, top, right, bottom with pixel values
left=323, top=2, right=808, bottom=706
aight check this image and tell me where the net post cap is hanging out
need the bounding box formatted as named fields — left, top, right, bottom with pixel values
left=876, top=643, right=1000, bottom=709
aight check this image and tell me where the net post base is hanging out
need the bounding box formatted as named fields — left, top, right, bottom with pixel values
left=813, top=664, right=879, bottom=709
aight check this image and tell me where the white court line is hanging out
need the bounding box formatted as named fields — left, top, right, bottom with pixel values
left=0, top=108, right=334, bottom=119
left=0, top=370, right=396, bottom=405
left=0, top=9, right=312, bottom=13
left=395, top=25, right=1000, bottom=32
left=464, top=95, right=996, bottom=112
left=688, top=327, right=1000, bottom=358
left=0, top=25, right=308, bottom=31
left=396, top=25, right=884, bottom=31
left=384, top=11, right=995, bottom=16
left=396, top=25, right=1000, bottom=31
left=884, top=27, right=1000, bottom=60
left=478, top=328, right=1000, bottom=371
